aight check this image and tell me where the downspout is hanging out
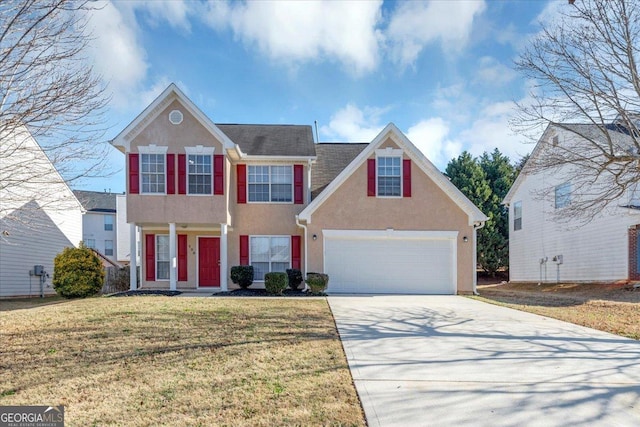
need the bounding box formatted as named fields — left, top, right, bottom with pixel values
left=295, top=215, right=308, bottom=276
left=472, top=221, right=485, bottom=295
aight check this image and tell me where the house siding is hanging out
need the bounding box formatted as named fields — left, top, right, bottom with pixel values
left=508, top=163, right=640, bottom=282
left=306, top=137, right=475, bottom=293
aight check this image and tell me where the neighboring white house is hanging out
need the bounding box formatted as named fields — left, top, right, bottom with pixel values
left=0, top=126, right=83, bottom=298
left=503, top=123, right=640, bottom=283
left=115, top=194, right=139, bottom=264
left=73, top=190, right=120, bottom=265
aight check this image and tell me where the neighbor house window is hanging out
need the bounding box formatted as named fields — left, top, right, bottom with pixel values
left=377, top=156, right=401, bottom=196
left=250, top=236, right=290, bottom=280
left=513, top=201, right=522, bottom=231
left=248, top=165, right=292, bottom=202
left=105, top=240, right=114, bottom=256
left=156, top=235, right=170, bottom=280
left=85, top=239, right=95, bottom=249
left=188, top=154, right=212, bottom=195
left=555, top=182, right=571, bottom=209
left=141, top=153, right=165, bottom=194
left=104, top=215, right=113, bottom=231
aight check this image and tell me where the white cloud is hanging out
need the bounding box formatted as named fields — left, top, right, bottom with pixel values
left=406, top=118, right=462, bottom=168
left=125, top=0, right=192, bottom=31
left=84, top=1, right=148, bottom=107
left=202, top=0, right=383, bottom=75
left=320, top=104, right=387, bottom=142
left=387, top=0, right=486, bottom=67
left=475, top=56, right=516, bottom=86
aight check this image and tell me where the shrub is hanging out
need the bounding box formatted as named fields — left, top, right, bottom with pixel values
left=53, top=244, right=104, bottom=298
left=230, top=265, right=254, bottom=289
left=286, top=268, right=303, bottom=290
left=265, top=272, right=288, bottom=295
left=305, top=272, right=329, bottom=295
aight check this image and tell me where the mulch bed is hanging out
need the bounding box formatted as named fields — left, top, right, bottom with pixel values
left=109, top=290, right=183, bottom=297
left=212, top=288, right=325, bottom=297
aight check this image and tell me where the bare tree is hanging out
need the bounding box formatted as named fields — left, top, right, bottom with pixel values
left=512, top=0, right=640, bottom=221
left=0, top=0, right=110, bottom=220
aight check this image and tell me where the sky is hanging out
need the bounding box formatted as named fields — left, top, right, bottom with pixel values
left=77, top=0, right=563, bottom=193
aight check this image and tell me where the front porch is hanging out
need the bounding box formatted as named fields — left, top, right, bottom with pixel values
left=128, top=222, right=230, bottom=291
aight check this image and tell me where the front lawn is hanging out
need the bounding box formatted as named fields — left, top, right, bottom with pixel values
left=0, top=297, right=365, bottom=426
left=473, top=282, right=640, bottom=340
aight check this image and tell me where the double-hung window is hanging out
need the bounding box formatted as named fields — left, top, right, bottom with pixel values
left=104, top=215, right=113, bottom=231
left=188, top=154, right=212, bottom=195
left=377, top=156, right=401, bottom=197
left=513, top=201, right=522, bottom=231
left=554, top=182, right=571, bottom=209
left=248, top=165, right=292, bottom=202
left=250, top=236, right=290, bottom=280
left=141, top=153, right=166, bottom=194
left=84, top=239, right=95, bottom=249
left=105, top=240, right=114, bottom=256
left=156, top=235, right=170, bottom=280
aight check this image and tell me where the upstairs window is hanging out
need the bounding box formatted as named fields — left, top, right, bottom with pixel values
left=141, top=154, right=166, bottom=194
left=555, top=182, right=571, bottom=209
left=84, top=239, right=95, bottom=249
left=377, top=156, right=402, bottom=197
left=188, top=154, right=212, bottom=195
left=248, top=165, right=292, bottom=202
left=513, top=201, right=522, bottom=231
left=104, top=215, right=113, bottom=231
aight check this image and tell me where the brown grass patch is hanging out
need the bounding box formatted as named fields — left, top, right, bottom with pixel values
left=0, top=297, right=365, bottom=426
left=473, top=282, right=640, bottom=340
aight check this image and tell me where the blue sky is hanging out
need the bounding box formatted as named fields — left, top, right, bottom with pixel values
left=78, top=0, right=561, bottom=193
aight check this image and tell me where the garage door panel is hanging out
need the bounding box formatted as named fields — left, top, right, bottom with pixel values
left=324, top=233, right=455, bottom=294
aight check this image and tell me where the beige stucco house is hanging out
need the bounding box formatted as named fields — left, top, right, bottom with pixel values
left=112, top=84, right=487, bottom=294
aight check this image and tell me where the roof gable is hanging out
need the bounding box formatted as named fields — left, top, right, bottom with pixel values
left=110, top=83, right=237, bottom=154
left=299, top=123, right=487, bottom=225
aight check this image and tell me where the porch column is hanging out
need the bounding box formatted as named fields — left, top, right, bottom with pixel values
left=169, top=222, right=177, bottom=291
left=129, top=223, right=137, bottom=291
left=220, top=223, right=228, bottom=291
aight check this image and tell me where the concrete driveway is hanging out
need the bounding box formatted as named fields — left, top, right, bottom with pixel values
left=328, top=296, right=640, bottom=427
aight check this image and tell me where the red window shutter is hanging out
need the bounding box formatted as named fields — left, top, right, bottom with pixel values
left=145, top=234, right=155, bottom=281
left=240, top=235, right=249, bottom=265
left=214, top=154, right=224, bottom=195
left=237, top=164, right=247, bottom=204
left=403, top=159, right=411, bottom=198
left=178, top=234, right=187, bottom=281
left=367, top=158, right=376, bottom=197
left=129, top=153, right=139, bottom=194
left=178, top=154, right=186, bottom=194
left=291, top=235, right=301, bottom=270
left=166, top=154, right=175, bottom=194
left=294, top=164, right=304, bottom=204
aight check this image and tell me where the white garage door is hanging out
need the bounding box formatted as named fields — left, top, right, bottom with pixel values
left=324, top=230, right=457, bottom=294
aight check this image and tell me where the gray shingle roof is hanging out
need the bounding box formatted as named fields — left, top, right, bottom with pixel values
left=312, top=143, right=369, bottom=199
left=217, top=124, right=316, bottom=157
left=73, top=190, right=117, bottom=212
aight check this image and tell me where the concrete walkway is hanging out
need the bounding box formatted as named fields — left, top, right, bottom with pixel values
left=328, top=295, right=640, bottom=427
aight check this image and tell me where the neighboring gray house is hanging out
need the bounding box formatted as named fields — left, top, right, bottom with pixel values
left=0, top=126, right=83, bottom=298
left=73, top=190, right=120, bottom=265
left=503, top=123, right=640, bottom=283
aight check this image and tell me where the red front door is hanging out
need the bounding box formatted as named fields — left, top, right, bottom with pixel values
left=198, top=237, right=220, bottom=287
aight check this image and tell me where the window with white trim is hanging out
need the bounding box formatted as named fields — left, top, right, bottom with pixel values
left=156, top=235, right=170, bottom=280
left=141, top=154, right=165, bottom=194
left=377, top=156, right=401, bottom=196
left=250, top=236, right=290, bottom=280
left=248, top=165, right=292, bottom=202
left=105, top=240, right=114, bottom=256
left=554, top=182, right=571, bottom=209
left=188, top=154, right=212, bottom=194
left=513, top=201, right=522, bottom=231
left=104, top=215, right=113, bottom=231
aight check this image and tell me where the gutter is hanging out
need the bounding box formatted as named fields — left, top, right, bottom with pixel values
left=472, top=221, right=485, bottom=296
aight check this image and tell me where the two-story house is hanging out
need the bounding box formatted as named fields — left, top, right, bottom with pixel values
left=111, top=84, right=487, bottom=294
left=73, top=190, right=121, bottom=265
left=504, top=123, right=640, bottom=283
